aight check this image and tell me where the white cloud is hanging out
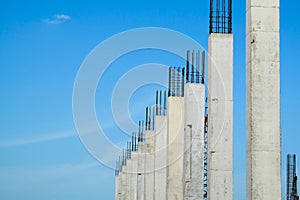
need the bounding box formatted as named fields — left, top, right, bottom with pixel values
left=43, top=14, right=71, bottom=24
left=55, top=14, right=70, bottom=20
left=0, top=130, right=76, bottom=148
left=0, top=125, right=112, bottom=148
left=0, top=161, right=103, bottom=185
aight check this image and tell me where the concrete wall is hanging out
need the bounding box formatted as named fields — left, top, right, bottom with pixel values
left=154, top=115, right=168, bottom=200
left=184, top=83, right=205, bottom=200
left=145, top=130, right=155, bottom=200
left=167, top=96, right=185, bottom=200
left=208, top=33, right=233, bottom=200
left=246, top=1, right=281, bottom=199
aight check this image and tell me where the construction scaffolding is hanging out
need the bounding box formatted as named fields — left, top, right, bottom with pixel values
left=203, top=102, right=208, bottom=200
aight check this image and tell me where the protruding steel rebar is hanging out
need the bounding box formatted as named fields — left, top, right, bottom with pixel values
left=145, top=107, right=149, bottom=130
left=202, top=51, right=205, bottom=84
left=152, top=107, right=155, bottom=130
left=159, top=90, right=162, bottom=115
left=192, top=50, right=195, bottom=83
left=181, top=68, right=185, bottom=96
left=149, top=107, right=152, bottom=130
left=155, top=90, right=159, bottom=115
left=186, top=50, right=190, bottom=83
left=168, top=67, right=172, bottom=97
left=142, top=120, right=144, bottom=142
left=132, top=132, right=134, bottom=151
left=164, top=90, right=167, bottom=115
left=196, top=50, right=200, bottom=84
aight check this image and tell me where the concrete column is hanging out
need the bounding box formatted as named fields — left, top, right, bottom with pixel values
left=121, top=165, right=127, bottom=200
left=246, top=0, right=281, bottom=199
left=208, top=33, right=233, bottom=200
left=126, top=160, right=132, bottom=200
left=137, top=141, right=146, bottom=200
left=154, top=115, right=168, bottom=200
left=145, top=130, right=155, bottom=200
left=167, top=96, right=184, bottom=200
left=131, top=152, right=138, bottom=200
left=115, top=174, right=122, bottom=200
left=184, top=83, right=205, bottom=200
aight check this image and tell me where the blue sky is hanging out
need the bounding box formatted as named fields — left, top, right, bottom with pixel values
left=0, top=0, right=300, bottom=199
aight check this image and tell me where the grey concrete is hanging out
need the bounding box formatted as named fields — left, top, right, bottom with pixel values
left=208, top=33, right=233, bottom=200
left=145, top=130, right=155, bottom=200
left=154, top=116, right=168, bottom=200
left=137, top=141, right=146, bottom=200
left=167, top=97, right=185, bottom=200
left=115, top=174, right=122, bottom=200
left=131, top=152, right=138, bottom=200
left=121, top=164, right=127, bottom=200
left=246, top=0, right=281, bottom=199
left=184, top=83, right=205, bottom=200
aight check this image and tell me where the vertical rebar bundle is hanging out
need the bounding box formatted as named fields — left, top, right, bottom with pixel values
left=168, top=67, right=184, bottom=97
left=145, top=107, right=155, bottom=131
left=156, top=90, right=168, bottom=116
left=287, top=154, right=299, bottom=200
left=209, top=0, right=232, bottom=34
left=186, top=50, right=206, bottom=84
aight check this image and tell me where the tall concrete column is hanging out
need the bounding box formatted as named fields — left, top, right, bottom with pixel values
left=184, top=83, right=205, bottom=200
left=131, top=152, right=138, bottom=200
left=121, top=164, right=127, bottom=200
left=115, top=173, right=122, bottom=200
left=246, top=0, right=281, bottom=199
left=167, top=96, right=185, bottom=200
left=145, top=130, right=155, bottom=200
left=137, top=141, right=146, bottom=200
left=126, top=159, right=132, bottom=200
left=154, top=115, right=168, bottom=200
left=208, top=33, right=233, bottom=200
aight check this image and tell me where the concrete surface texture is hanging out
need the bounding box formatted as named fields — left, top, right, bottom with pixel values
left=246, top=0, right=281, bottom=199
left=184, top=83, right=205, bottom=200
left=154, top=115, right=168, bottom=200
left=137, top=141, right=146, bottom=200
left=167, top=96, right=185, bottom=200
left=208, top=33, right=233, bottom=200
left=131, top=152, right=138, bottom=200
left=145, top=130, right=155, bottom=200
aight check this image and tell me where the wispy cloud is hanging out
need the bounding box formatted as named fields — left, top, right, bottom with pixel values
left=0, top=161, right=103, bottom=185
left=0, top=130, right=76, bottom=148
left=43, top=14, right=71, bottom=24
left=0, top=124, right=115, bottom=148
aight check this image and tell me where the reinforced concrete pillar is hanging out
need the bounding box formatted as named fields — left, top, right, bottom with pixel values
left=246, top=0, right=281, bottom=199
left=145, top=130, right=155, bottom=200
left=121, top=164, right=127, bottom=200
left=115, top=174, right=122, bottom=200
left=154, top=115, right=168, bottom=200
left=184, top=83, right=205, bottom=200
left=126, top=160, right=132, bottom=200
left=137, top=141, right=146, bottom=200
left=167, top=96, right=184, bottom=200
left=208, top=33, right=233, bottom=200
left=131, top=152, right=138, bottom=200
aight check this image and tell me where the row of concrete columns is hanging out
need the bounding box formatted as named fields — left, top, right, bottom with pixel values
left=115, top=81, right=206, bottom=200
